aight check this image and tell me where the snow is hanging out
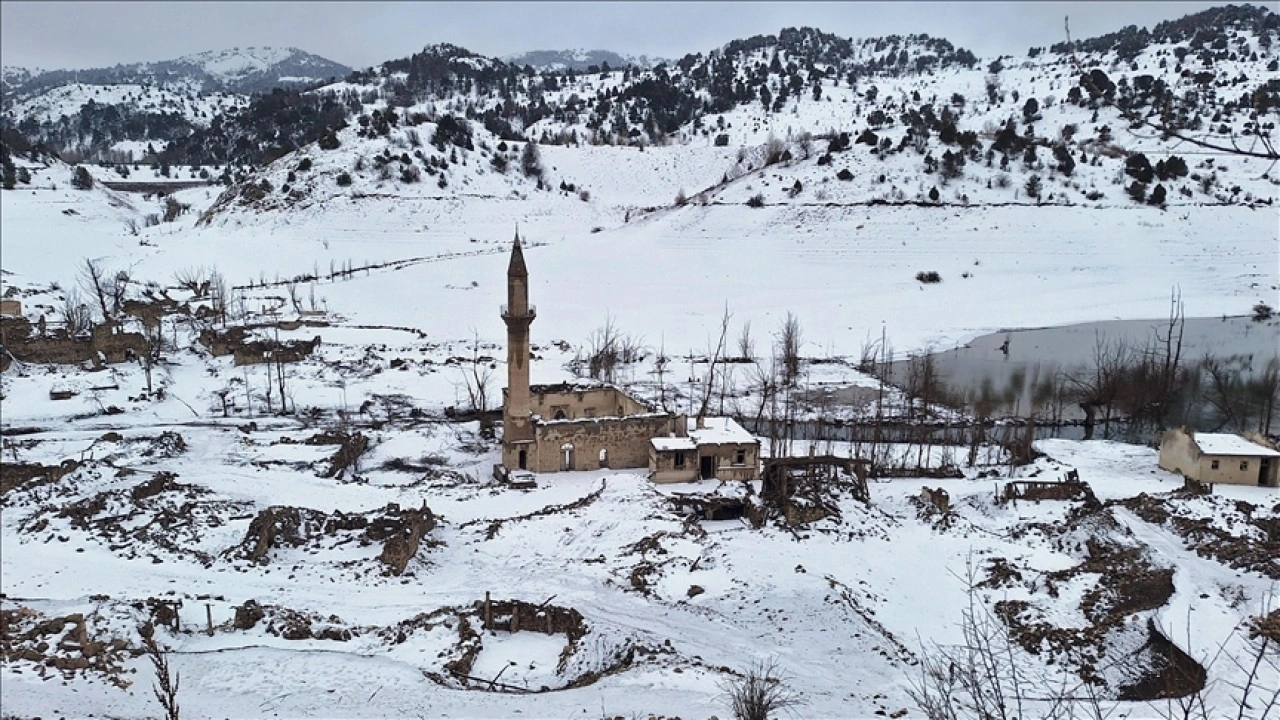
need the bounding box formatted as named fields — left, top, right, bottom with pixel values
left=687, top=416, right=756, bottom=445
left=1192, top=433, right=1280, bottom=457
left=652, top=436, right=697, bottom=451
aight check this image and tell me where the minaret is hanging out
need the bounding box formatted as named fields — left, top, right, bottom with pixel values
left=502, top=230, right=536, bottom=467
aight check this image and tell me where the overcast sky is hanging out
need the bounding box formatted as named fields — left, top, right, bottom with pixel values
left=0, top=1, right=1261, bottom=71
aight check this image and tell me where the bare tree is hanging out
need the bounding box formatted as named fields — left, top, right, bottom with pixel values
left=777, top=311, right=802, bottom=387
left=208, top=269, right=229, bottom=326
left=79, top=258, right=111, bottom=321
left=580, top=315, right=643, bottom=384
left=1062, top=333, right=1132, bottom=438
left=60, top=288, right=94, bottom=336
left=696, top=305, right=732, bottom=419
left=1248, top=357, right=1280, bottom=435
left=720, top=657, right=804, bottom=720
left=459, top=329, right=494, bottom=413
left=738, top=321, right=755, bottom=361
left=104, top=269, right=130, bottom=317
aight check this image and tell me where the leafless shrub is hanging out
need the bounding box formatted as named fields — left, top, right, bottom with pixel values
left=763, top=135, right=788, bottom=166
left=908, top=561, right=1098, bottom=720
left=457, top=329, right=494, bottom=413
left=163, top=196, right=190, bottom=223
left=173, top=266, right=211, bottom=295
left=577, top=316, right=643, bottom=384
left=719, top=657, right=803, bottom=720
left=142, top=627, right=180, bottom=720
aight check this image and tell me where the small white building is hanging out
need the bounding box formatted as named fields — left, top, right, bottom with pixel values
left=649, top=416, right=760, bottom=484
left=1158, top=428, right=1280, bottom=488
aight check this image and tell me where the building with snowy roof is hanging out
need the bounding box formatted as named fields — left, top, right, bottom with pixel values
left=1158, top=427, right=1280, bottom=488
left=498, top=233, right=759, bottom=483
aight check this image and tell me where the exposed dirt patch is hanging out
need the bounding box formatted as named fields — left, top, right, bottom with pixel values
left=1116, top=493, right=1280, bottom=579
left=14, top=470, right=249, bottom=565
left=228, top=502, right=436, bottom=575
left=0, top=605, right=134, bottom=688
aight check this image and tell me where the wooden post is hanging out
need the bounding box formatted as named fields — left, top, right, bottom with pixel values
left=205, top=603, right=214, bottom=636
left=484, top=592, right=492, bottom=631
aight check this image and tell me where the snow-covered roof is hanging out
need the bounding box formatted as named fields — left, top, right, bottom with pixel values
left=1193, top=433, right=1280, bottom=457
left=650, top=417, right=757, bottom=452
left=687, top=416, right=757, bottom=446
left=651, top=436, right=696, bottom=452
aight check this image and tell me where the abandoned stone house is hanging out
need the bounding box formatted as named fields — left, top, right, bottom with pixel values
left=0, top=315, right=147, bottom=371
left=498, top=233, right=759, bottom=483
left=1157, top=427, right=1280, bottom=488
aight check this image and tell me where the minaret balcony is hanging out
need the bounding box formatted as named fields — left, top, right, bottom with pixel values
left=501, top=304, right=536, bottom=320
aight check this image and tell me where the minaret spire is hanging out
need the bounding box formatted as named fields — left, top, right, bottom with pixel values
left=502, top=226, right=536, bottom=470
left=508, top=226, right=527, bottom=278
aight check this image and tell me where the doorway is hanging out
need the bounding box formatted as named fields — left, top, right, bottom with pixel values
left=518, top=449, right=527, bottom=470
left=561, top=443, right=575, bottom=471
left=1261, top=457, right=1273, bottom=487
left=700, top=455, right=715, bottom=480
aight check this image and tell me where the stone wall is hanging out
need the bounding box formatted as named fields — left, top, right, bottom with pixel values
left=529, top=386, right=648, bottom=420
left=530, top=414, right=678, bottom=472
left=1157, top=428, right=1201, bottom=478
left=700, top=442, right=760, bottom=482
left=650, top=446, right=698, bottom=483
left=1, top=318, right=145, bottom=368
left=1198, top=454, right=1270, bottom=487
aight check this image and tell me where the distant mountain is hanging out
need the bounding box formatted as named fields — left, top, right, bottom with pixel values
left=0, top=47, right=350, bottom=164
left=3, top=47, right=351, bottom=99
left=504, top=49, right=666, bottom=72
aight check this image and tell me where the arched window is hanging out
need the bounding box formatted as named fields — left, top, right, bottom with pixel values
left=553, top=408, right=567, bottom=420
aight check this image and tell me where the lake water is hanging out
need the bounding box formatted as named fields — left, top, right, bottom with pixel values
left=888, top=315, right=1279, bottom=426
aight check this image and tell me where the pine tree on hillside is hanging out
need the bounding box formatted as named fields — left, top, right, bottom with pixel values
left=71, top=165, right=94, bottom=190
left=520, top=141, right=543, bottom=179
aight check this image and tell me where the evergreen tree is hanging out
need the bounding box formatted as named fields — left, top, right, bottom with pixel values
left=520, top=141, right=543, bottom=178
left=1024, top=174, right=1043, bottom=202
left=71, top=165, right=94, bottom=190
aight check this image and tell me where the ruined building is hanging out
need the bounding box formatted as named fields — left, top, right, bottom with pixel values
left=498, top=233, right=758, bottom=482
